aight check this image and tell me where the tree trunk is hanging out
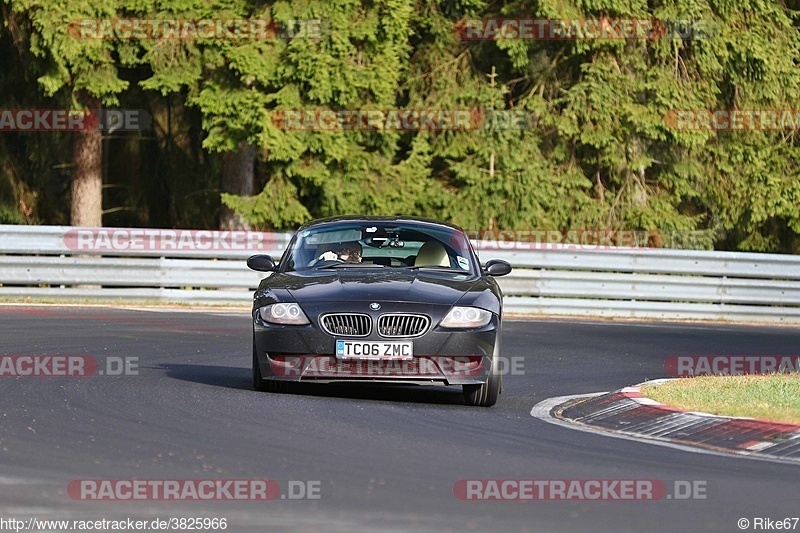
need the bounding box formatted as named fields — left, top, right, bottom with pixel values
left=220, top=141, right=255, bottom=230
left=70, top=95, right=103, bottom=227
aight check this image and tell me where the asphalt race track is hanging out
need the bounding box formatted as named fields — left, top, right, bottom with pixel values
left=1, top=305, right=799, bottom=532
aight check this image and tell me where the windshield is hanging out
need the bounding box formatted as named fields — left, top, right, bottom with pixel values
left=281, top=222, right=477, bottom=274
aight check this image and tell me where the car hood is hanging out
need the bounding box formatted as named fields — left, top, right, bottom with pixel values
left=264, top=270, right=483, bottom=306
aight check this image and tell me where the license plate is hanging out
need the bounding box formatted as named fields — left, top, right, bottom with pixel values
left=336, top=340, right=413, bottom=360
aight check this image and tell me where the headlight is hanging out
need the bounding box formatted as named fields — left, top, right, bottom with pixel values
left=439, top=306, right=492, bottom=328
left=259, top=303, right=310, bottom=325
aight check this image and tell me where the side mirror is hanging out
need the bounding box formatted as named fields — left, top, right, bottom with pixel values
left=484, top=259, right=512, bottom=277
left=247, top=254, right=276, bottom=272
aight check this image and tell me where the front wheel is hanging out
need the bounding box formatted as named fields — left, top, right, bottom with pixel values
left=463, top=336, right=503, bottom=407
left=252, top=336, right=268, bottom=392
left=253, top=335, right=292, bottom=394
left=462, top=371, right=501, bottom=407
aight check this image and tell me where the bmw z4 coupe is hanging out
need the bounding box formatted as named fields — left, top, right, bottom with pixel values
left=247, top=216, right=512, bottom=406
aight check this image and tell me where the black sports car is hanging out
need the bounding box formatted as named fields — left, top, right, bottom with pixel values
left=246, top=216, right=512, bottom=406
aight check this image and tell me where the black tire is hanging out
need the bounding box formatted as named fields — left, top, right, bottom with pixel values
left=265, top=378, right=291, bottom=394
left=462, top=372, right=501, bottom=407
left=463, top=336, right=503, bottom=407
left=253, top=336, right=292, bottom=394
left=252, top=336, right=268, bottom=392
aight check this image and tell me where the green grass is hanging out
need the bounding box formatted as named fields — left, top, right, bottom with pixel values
left=640, top=375, right=800, bottom=425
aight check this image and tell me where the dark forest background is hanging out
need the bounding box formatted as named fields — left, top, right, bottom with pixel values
left=1, top=0, right=799, bottom=252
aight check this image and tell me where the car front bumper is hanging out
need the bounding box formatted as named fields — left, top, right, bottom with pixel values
left=253, top=301, right=500, bottom=386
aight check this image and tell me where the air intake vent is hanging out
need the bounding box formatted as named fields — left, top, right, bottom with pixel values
left=377, top=314, right=430, bottom=338
left=320, top=314, right=371, bottom=337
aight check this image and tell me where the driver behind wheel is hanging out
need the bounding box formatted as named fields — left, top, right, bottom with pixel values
left=317, top=242, right=362, bottom=263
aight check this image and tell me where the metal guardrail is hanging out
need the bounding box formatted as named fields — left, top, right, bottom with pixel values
left=1, top=224, right=800, bottom=323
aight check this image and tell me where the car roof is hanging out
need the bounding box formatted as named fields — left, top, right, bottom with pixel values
left=296, top=216, right=467, bottom=234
